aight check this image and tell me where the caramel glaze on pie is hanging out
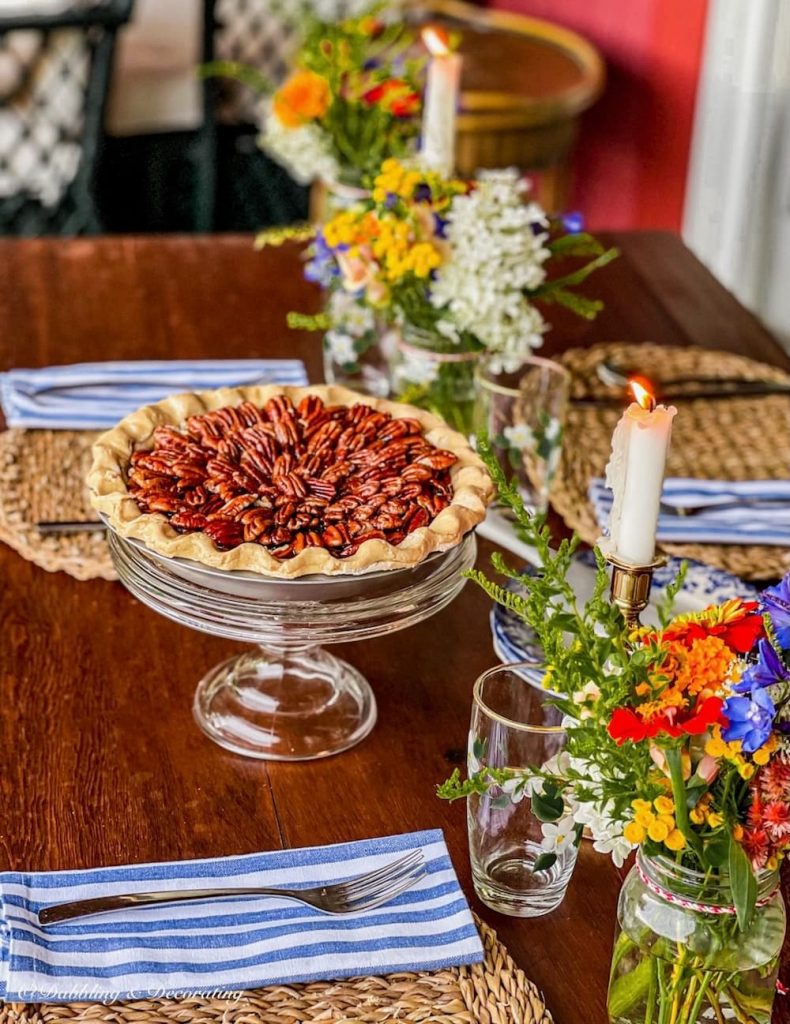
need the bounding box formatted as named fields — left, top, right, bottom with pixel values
left=89, top=385, right=493, bottom=578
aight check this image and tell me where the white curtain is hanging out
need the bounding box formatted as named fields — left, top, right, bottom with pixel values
left=683, top=0, right=790, bottom=348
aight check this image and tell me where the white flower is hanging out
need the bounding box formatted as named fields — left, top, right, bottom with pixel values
left=503, top=423, right=535, bottom=451
left=393, top=349, right=439, bottom=387
left=592, top=832, right=634, bottom=869
left=540, top=815, right=577, bottom=854
left=572, top=682, right=600, bottom=704
left=259, top=106, right=340, bottom=186
left=501, top=773, right=542, bottom=804
left=429, top=168, right=550, bottom=361
left=544, top=417, right=562, bottom=444
left=324, top=330, right=357, bottom=366
left=329, top=291, right=375, bottom=338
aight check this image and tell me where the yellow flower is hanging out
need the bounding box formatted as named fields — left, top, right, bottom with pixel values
left=690, top=805, right=706, bottom=825
left=648, top=818, right=670, bottom=843
left=665, top=829, right=687, bottom=852
left=624, top=821, right=646, bottom=844
left=767, top=855, right=779, bottom=871
left=739, top=763, right=755, bottom=781
left=632, top=799, right=652, bottom=813
left=706, top=811, right=724, bottom=828
left=635, top=808, right=655, bottom=829
left=705, top=733, right=728, bottom=758
left=658, top=814, right=676, bottom=832
left=732, top=823, right=744, bottom=841
left=653, top=796, right=674, bottom=816
left=753, top=734, right=778, bottom=766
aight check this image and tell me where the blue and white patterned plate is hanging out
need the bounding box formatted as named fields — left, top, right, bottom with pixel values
left=491, top=553, right=758, bottom=668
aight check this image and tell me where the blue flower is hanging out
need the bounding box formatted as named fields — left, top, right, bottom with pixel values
left=762, top=575, right=790, bottom=650
left=561, top=211, right=584, bottom=233
left=722, top=688, right=776, bottom=753
left=433, top=213, right=448, bottom=238
left=734, top=638, right=790, bottom=693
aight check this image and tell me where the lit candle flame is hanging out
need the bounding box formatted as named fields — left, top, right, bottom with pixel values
left=630, top=379, right=656, bottom=412
left=422, top=25, right=451, bottom=57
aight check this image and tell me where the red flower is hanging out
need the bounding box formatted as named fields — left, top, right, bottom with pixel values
left=760, top=756, right=790, bottom=804
left=662, top=602, right=764, bottom=654
left=608, top=697, right=726, bottom=746
left=763, top=802, right=790, bottom=841
left=741, top=827, right=770, bottom=870
left=363, top=79, right=420, bottom=117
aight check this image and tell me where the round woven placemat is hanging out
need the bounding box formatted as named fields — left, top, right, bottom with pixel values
left=551, top=342, right=790, bottom=581
left=0, top=429, right=115, bottom=582
left=0, top=916, right=552, bottom=1024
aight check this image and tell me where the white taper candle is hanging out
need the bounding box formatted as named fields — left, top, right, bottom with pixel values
left=602, top=382, right=677, bottom=566
left=420, top=26, right=462, bottom=177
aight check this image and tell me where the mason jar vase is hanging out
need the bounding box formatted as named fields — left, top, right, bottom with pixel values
left=608, top=850, right=785, bottom=1024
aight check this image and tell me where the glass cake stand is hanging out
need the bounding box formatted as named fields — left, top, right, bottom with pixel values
left=106, top=528, right=476, bottom=761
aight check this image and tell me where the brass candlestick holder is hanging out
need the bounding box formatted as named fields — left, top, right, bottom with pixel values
left=605, top=551, right=668, bottom=630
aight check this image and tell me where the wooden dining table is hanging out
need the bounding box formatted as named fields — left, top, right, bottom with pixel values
left=0, top=231, right=788, bottom=1024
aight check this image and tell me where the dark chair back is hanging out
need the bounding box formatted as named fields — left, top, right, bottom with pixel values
left=0, top=0, right=133, bottom=236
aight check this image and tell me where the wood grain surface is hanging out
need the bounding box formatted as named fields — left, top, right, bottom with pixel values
left=0, top=232, right=787, bottom=1023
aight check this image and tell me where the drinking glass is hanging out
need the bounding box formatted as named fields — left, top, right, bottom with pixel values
left=467, top=662, right=576, bottom=916
left=474, top=355, right=570, bottom=516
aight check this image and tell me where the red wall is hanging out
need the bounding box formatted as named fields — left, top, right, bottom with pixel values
left=490, top=0, right=709, bottom=230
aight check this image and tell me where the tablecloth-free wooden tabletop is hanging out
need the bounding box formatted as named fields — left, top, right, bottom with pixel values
left=0, top=231, right=788, bottom=1023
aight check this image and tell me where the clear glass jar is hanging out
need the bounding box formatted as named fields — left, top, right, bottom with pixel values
left=321, top=290, right=394, bottom=398
left=608, top=850, right=785, bottom=1024
left=310, top=178, right=370, bottom=223
left=474, top=354, right=570, bottom=517
left=389, top=325, right=481, bottom=437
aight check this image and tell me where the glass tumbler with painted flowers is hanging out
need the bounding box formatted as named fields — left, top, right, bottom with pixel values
left=440, top=449, right=790, bottom=1024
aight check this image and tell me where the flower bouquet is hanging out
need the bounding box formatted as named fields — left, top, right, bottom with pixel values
left=217, top=1, right=423, bottom=191
left=286, top=159, right=617, bottom=432
left=440, top=444, right=790, bottom=1024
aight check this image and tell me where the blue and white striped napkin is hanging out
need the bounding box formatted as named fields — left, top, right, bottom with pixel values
left=0, top=360, right=309, bottom=430
left=0, top=830, right=482, bottom=1003
left=590, top=478, right=790, bottom=546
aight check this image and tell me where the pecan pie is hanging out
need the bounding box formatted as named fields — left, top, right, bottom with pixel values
left=89, top=385, right=492, bottom=577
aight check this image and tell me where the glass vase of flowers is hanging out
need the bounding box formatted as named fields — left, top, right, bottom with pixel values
left=609, top=851, right=784, bottom=1023
left=279, top=159, right=617, bottom=433
left=319, top=288, right=394, bottom=397
left=440, top=444, right=790, bottom=1024
left=389, top=324, right=481, bottom=435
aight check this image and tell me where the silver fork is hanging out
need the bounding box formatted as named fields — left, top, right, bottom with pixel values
left=38, top=850, right=426, bottom=927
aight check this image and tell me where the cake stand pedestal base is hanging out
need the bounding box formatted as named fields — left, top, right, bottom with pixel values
left=193, top=645, right=377, bottom=761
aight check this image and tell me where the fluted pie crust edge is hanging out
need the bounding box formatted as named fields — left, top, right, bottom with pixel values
left=87, top=384, right=493, bottom=578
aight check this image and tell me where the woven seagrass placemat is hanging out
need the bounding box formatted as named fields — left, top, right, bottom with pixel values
left=0, top=916, right=551, bottom=1024
left=552, top=342, right=790, bottom=581
left=0, top=428, right=114, bottom=581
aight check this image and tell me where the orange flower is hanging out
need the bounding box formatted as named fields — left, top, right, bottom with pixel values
left=673, top=634, right=739, bottom=696
left=273, top=70, right=331, bottom=128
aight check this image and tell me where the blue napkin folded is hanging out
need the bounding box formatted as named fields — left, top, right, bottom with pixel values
left=590, top=477, right=790, bottom=546
left=0, top=360, right=309, bottom=430
left=0, top=830, right=482, bottom=1003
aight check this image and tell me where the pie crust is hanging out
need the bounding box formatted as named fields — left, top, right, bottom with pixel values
left=88, top=384, right=493, bottom=578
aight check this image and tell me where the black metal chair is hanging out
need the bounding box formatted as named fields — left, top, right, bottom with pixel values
left=0, top=0, right=133, bottom=236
